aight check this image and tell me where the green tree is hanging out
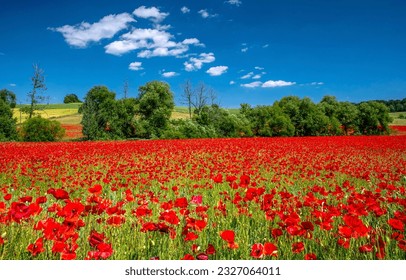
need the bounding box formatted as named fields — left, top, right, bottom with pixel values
left=336, top=102, right=359, bottom=135
left=0, top=98, right=18, bottom=141
left=137, top=81, right=174, bottom=138
left=63, top=93, right=81, bottom=103
left=20, top=116, right=65, bottom=142
left=80, top=86, right=117, bottom=140
left=0, top=89, right=17, bottom=108
left=358, top=101, right=392, bottom=135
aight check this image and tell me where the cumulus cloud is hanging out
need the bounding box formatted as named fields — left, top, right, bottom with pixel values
left=50, top=13, right=135, bottom=48
left=254, top=66, right=264, bottom=70
left=229, top=81, right=236, bottom=85
left=241, top=81, right=262, bottom=88
left=181, top=6, right=190, bottom=14
left=129, top=62, right=143, bottom=71
left=206, top=66, right=228, bottom=76
left=162, top=71, right=178, bottom=78
left=226, top=0, right=242, bottom=6
left=241, top=72, right=253, bottom=79
left=198, top=9, right=217, bottom=19
left=252, top=74, right=262, bottom=79
left=184, top=52, right=216, bottom=71
left=241, top=47, right=248, bottom=52
left=262, top=80, right=296, bottom=88
left=105, top=28, right=202, bottom=57
left=133, top=6, right=169, bottom=23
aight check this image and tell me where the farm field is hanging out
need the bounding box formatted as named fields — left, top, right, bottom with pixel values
left=0, top=136, right=405, bottom=260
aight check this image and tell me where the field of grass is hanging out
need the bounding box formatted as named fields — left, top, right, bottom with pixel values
left=389, top=112, right=406, bottom=125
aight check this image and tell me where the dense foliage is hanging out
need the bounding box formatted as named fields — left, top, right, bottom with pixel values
left=373, top=98, right=406, bottom=112
left=63, top=94, right=81, bottom=104
left=0, top=89, right=18, bottom=141
left=20, top=116, right=65, bottom=142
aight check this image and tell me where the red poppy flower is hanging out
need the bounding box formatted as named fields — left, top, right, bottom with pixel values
left=184, top=232, right=199, bottom=241
left=4, top=193, right=12, bottom=201
left=212, top=174, right=223, bottom=183
left=159, top=210, right=180, bottom=225
left=305, top=253, right=317, bottom=260
left=220, top=230, right=235, bottom=243
left=250, top=243, right=264, bottom=258
left=398, top=240, right=406, bottom=252
left=181, top=254, right=194, bottom=260
left=196, top=253, right=209, bottom=260
left=174, top=197, right=188, bottom=208
left=97, top=242, right=113, bottom=259
left=388, top=218, right=404, bottom=231
left=106, top=215, right=125, bottom=226
left=271, top=228, right=283, bottom=239
left=27, top=237, right=45, bottom=257
left=88, top=230, right=106, bottom=248
left=359, top=244, right=373, bottom=253
left=48, top=188, right=70, bottom=200
left=206, top=244, right=216, bottom=255
left=264, top=242, right=278, bottom=257
left=337, top=238, right=350, bottom=249
left=0, top=236, right=4, bottom=245
left=52, top=241, right=65, bottom=254
left=88, top=184, right=102, bottom=194
left=292, top=242, right=305, bottom=254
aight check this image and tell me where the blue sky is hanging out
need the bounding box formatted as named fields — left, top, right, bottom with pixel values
left=0, top=0, right=405, bottom=107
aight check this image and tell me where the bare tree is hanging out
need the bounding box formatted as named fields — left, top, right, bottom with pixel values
left=123, top=80, right=129, bottom=99
left=181, top=80, right=193, bottom=118
left=22, top=64, right=47, bottom=119
left=182, top=81, right=218, bottom=118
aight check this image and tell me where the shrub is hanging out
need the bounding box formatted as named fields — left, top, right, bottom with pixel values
left=20, top=116, right=65, bottom=142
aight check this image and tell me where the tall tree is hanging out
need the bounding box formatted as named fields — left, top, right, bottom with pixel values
left=23, top=64, right=47, bottom=119
left=181, top=80, right=193, bottom=118
left=137, top=81, right=174, bottom=138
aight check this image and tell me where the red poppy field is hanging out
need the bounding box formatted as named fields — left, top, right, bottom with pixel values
left=0, top=136, right=405, bottom=260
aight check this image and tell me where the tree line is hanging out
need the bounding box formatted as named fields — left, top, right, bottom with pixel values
left=0, top=65, right=398, bottom=142
left=77, top=81, right=394, bottom=141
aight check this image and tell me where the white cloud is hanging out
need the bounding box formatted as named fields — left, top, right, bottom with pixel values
left=262, top=80, right=296, bottom=88
left=241, top=47, right=248, bottom=52
left=241, top=72, right=253, bottom=79
left=254, top=66, right=264, bottom=70
left=105, top=28, right=201, bottom=57
left=50, top=13, right=135, bottom=48
left=241, top=81, right=262, bottom=88
left=129, top=62, right=143, bottom=71
left=206, top=66, right=228, bottom=76
left=9, top=83, right=16, bottom=87
left=226, top=0, right=242, bottom=6
left=133, top=6, right=169, bottom=23
left=184, top=52, right=215, bottom=71
left=263, top=44, right=269, bottom=48
left=252, top=74, right=262, bottom=79
left=229, top=81, right=236, bottom=85
left=181, top=6, right=190, bottom=14
left=162, top=71, right=178, bottom=78
left=198, top=9, right=217, bottom=19
left=311, top=82, right=324, bottom=85
left=182, top=38, right=204, bottom=47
